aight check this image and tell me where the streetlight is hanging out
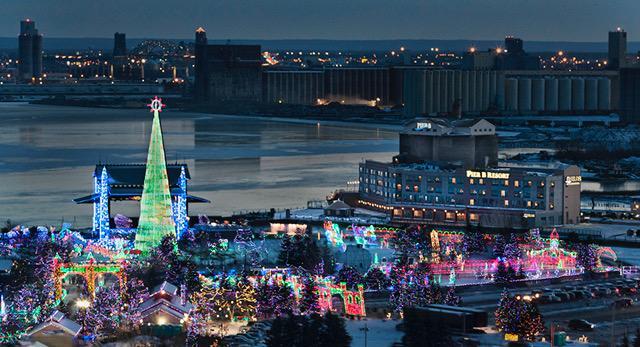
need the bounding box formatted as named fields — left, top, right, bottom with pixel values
left=360, top=322, right=369, bottom=347
left=76, top=298, right=91, bottom=309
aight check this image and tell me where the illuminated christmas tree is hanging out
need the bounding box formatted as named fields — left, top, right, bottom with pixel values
left=135, top=97, right=176, bottom=253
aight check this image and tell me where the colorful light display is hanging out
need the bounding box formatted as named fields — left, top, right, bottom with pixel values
left=323, top=221, right=346, bottom=251
left=250, top=270, right=366, bottom=317
left=173, top=166, right=189, bottom=240
left=97, top=167, right=110, bottom=239
left=53, top=256, right=126, bottom=300
left=134, top=97, right=176, bottom=253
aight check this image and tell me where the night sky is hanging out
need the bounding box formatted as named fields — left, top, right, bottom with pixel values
left=1, top=0, right=637, bottom=41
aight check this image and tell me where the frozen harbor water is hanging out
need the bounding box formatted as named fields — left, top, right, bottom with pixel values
left=0, top=103, right=396, bottom=226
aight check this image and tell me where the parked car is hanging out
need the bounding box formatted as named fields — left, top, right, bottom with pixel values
left=612, top=298, right=634, bottom=309
left=568, top=319, right=595, bottom=331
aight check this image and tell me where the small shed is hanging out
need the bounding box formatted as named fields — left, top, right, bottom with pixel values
left=26, top=310, right=82, bottom=347
left=324, top=200, right=355, bottom=218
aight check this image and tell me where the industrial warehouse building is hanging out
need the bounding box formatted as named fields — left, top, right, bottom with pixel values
left=402, top=69, right=618, bottom=117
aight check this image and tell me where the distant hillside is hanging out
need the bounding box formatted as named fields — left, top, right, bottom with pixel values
left=0, top=37, right=638, bottom=53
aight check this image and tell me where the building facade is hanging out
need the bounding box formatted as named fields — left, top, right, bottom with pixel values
left=358, top=161, right=581, bottom=229
left=608, top=28, right=627, bottom=70
left=18, top=19, right=43, bottom=81
left=402, top=69, right=617, bottom=118
left=357, top=118, right=581, bottom=229
left=263, top=70, right=324, bottom=105
left=193, top=28, right=262, bottom=103
left=620, top=67, right=640, bottom=123
left=396, top=118, right=498, bottom=168
left=113, top=32, right=127, bottom=57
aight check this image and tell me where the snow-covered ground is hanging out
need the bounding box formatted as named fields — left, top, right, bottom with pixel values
left=344, top=318, right=403, bottom=347
left=612, top=247, right=640, bottom=266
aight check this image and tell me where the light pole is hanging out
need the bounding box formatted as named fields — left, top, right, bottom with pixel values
left=360, top=322, right=369, bottom=347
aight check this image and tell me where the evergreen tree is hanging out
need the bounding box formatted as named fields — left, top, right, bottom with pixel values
left=319, top=240, right=336, bottom=275
left=576, top=243, right=597, bottom=272
left=462, top=231, right=484, bottom=255
left=321, top=312, right=352, bottom=347
left=335, top=265, right=364, bottom=289
left=444, top=287, right=462, bottom=306
left=277, top=235, right=322, bottom=271
left=277, top=235, right=292, bottom=266
left=495, top=290, right=544, bottom=341
left=299, top=275, right=320, bottom=315
left=395, top=226, right=431, bottom=259
left=504, top=234, right=522, bottom=260
left=493, top=234, right=506, bottom=258
left=364, top=267, right=390, bottom=291
left=495, top=260, right=513, bottom=285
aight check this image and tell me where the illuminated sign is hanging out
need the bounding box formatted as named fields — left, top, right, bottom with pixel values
left=523, top=213, right=536, bottom=218
left=466, top=170, right=510, bottom=179
left=504, top=333, right=519, bottom=342
left=416, top=122, right=432, bottom=129
left=565, top=175, right=582, bottom=186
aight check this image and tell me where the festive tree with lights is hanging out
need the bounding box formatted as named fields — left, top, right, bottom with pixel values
left=299, top=275, right=321, bottom=315
left=576, top=243, right=597, bottom=272
left=495, top=290, right=544, bottom=341
left=135, top=97, right=176, bottom=253
left=364, top=267, right=390, bottom=291
left=335, top=266, right=364, bottom=290
left=504, top=234, right=522, bottom=261
left=444, top=286, right=462, bottom=306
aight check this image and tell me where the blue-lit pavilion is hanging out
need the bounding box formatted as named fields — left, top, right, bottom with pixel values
left=74, top=164, right=209, bottom=239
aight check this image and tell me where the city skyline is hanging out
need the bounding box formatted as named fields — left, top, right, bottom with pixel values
left=0, top=0, right=637, bottom=42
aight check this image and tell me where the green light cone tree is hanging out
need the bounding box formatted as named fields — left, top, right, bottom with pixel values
left=135, top=98, right=176, bottom=253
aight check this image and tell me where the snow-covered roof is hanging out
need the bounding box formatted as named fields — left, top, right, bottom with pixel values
left=325, top=200, right=353, bottom=211
left=139, top=282, right=193, bottom=320
left=152, top=281, right=179, bottom=296
left=27, top=310, right=82, bottom=337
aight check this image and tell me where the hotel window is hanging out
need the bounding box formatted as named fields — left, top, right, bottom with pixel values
left=396, top=184, right=402, bottom=190
left=469, top=178, right=475, bottom=185
left=549, top=203, right=554, bottom=209
left=393, top=209, right=402, bottom=217
left=469, top=199, right=475, bottom=205
left=469, top=213, right=479, bottom=222
left=550, top=181, right=555, bottom=188
left=413, top=185, right=419, bottom=192
left=527, top=181, right=532, bottom=187
left=539, top=181, right=545, bottom=187
left=435, top=177, right=441, bottom=182
left=445, top=211, right=455, bottom=220
left=451, top=177, right=457, bottom=184
left=504, top=180, right=509, bottom=186
left=413, top=210, right=423, bottom=218
left=527, top=201, right=532, bottom=207
left=418, top=176, right=422, bottom=181
left=514, top=180, right=520, bottom=188
left=479, top=179, right=484, bottom=185
left=500, top=190, right=506, bottom=197
left=504, top=200, right=509, bottom=207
